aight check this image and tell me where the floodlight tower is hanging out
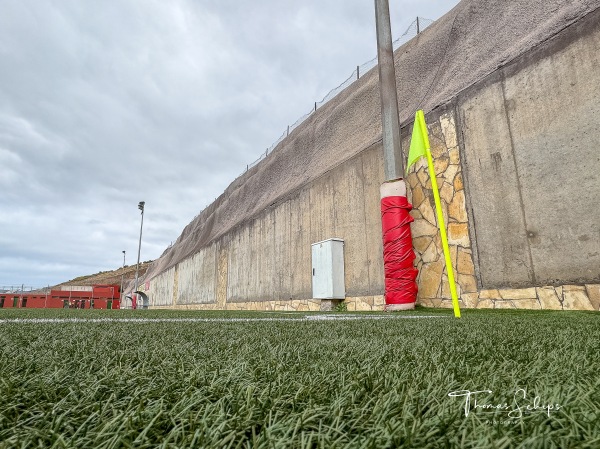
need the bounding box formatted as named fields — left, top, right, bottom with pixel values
left=120, top=250, right=126, bottom=305
left=133, top=201, right=145, bottom=303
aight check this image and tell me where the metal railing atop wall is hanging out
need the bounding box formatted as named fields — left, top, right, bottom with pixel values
left=242, top=17, right=433, bottom=174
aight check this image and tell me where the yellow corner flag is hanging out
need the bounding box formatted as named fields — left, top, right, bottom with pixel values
left=407, top=110, right=461, bottom=318
left=406, top=110, right=429, bottom=174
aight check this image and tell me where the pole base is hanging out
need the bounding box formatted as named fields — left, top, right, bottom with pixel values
left=385, top=303, right=416, bottom=312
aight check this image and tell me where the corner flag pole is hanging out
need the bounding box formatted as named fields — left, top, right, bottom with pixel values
left=409, top=111, right=461, bottom=318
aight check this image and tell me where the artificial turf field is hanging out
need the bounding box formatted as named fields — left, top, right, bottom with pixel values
left=0, top=308, right=598, bottom=448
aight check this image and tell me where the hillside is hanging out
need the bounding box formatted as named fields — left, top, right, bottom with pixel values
left=58, top=261, right=154, bottom=289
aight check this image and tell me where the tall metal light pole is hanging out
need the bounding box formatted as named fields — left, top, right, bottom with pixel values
left=375, top=0, right=404, bottom=179
left=120, top=250, right=126, bottom=305
left=134, top=201, right=145, bottom=305
left=375, top=0, right=417, bottom=311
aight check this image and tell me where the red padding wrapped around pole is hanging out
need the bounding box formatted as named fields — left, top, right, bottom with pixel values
left=381, top=195, right=418, bottom=305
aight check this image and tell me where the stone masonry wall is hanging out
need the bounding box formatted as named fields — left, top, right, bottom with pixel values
left=406, top=110, right=600, bottom=312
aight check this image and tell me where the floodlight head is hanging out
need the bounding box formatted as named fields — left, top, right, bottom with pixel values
left=138, top=201, right=145, bottom=212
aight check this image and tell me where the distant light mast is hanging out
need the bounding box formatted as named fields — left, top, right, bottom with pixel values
left=120, top=250, right=126, bottom=306
left=133, top=201, right=145, bottom=309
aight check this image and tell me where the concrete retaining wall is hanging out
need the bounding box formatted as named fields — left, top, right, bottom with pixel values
left=459, top=6, right=600, bottom=288
left=139, top=2, right=600, bottom=312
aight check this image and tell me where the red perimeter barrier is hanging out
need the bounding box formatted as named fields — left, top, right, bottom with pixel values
left=381, top=196, right=418, bottom=305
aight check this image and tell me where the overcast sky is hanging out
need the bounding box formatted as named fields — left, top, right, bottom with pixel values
left=0, top=0, right=460, bottom=288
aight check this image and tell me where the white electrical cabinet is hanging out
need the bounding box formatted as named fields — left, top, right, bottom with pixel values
left=311, top=238, right=345, bottom=299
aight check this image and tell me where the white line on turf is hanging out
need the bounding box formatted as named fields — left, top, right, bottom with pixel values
left=0, top=315, right=446, bottom=324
